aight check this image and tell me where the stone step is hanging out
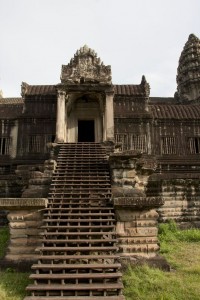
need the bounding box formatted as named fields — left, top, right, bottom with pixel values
left=41, top=232, right=116, bottom=237
left=41, top=238, right=117, bottom=244
left=25, top=143, right=124, bottom=298
left=24, top=296, right=125, bottom=300
left=36, top=246, right=118, bottom=252
left=50, top=183, right=111, bottom=187
left=26, top=283, right=123, bottom=291
left=30, top=272, right=122, bottom=280
left=44, top=213, right=115, bottom=217
left=43, top=218, right=115, bottom=223
left=37, top=254, right=119, bottom=260
left=57, top=158, right=107, bottom=161
left=54, top=173, right=110, bottom=177
left=41, top=225, right=115, bottom=230
left=44, top=208, right=114, bottom=212
left=49, top=189, right=111, bottom=193
left=52, top=179, right=110, bottom=182
left=31, top=263, right=121, bottom=270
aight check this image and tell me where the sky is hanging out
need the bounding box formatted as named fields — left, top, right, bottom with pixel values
left=0, top=0, right=199, bottom=98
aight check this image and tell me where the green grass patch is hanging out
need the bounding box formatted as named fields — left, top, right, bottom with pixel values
left=123, top=263, right=200, bottom=300
left=123, top=222, right=200, bottom=299
left=0, top=227, right=9, bottom=258
left=0, top=227, right=31, bottom=300
left=0, top=269, right=31, bottom=300
left=159, top=220, right=200, bottom=243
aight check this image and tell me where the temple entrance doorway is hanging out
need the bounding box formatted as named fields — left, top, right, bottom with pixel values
left=78, top=120, right=95, bottom=142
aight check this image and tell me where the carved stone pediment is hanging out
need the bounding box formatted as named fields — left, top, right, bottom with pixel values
left=61, top=45, right=112, bottom=84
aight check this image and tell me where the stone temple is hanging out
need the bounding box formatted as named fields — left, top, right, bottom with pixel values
left=0, top=34, right=200, bottom=299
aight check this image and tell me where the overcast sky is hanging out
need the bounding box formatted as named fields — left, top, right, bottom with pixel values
left=0, top=0, right=199, bottom=97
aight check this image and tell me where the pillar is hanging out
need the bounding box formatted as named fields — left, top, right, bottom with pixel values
left=10, top=120, right=18, bottom=158
left=55, top=90, right=66, bottom=143
left=104, top=91, right=114, bottom=141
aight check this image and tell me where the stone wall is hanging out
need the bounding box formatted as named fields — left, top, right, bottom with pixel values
left=114, top=198, right=162, bottom=258
left=109, top=151, right=163, bottom=258
left=156, top=177, right=200, bottom=228
left=0, top=158, right=56, bottom=263
left=0, top=198, right=47, bottom=262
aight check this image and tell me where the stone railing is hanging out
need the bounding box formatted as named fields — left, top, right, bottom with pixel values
left=109, top=151, right=163, bottom=259
left=113, top=196, right=163, bottom=258
left=0, top=198, right=47, bottom=262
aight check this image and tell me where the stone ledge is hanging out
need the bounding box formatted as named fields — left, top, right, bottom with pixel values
left=0, top=198, right=48, bottom=210
left=114, top=197, right=164, bottom=209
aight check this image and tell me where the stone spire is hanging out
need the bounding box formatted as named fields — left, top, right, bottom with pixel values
left=0, top=90, right=3, bottom=98
left=176, top=34, right=200, bottom=103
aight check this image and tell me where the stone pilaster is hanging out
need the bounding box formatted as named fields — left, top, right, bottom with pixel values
left=104, top=91, right=114, bottom=141
left=55, top=90, right=66, bottom=143
left=10, top=120, right=18, bottom=158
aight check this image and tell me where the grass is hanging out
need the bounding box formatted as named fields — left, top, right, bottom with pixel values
left=0, top=223, right=200, bottom=299
left=0, top=269, right=31, bottom=300
left=0, top=227, right=9, bottom=258
left=123, top=221, right=200, bottom=300
left=0, top=227, right=31, bottom=300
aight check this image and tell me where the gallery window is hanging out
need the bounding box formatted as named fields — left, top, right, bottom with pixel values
left=28, top=135, right=41, bottom=153
left=0, top=137, right=11, bottom=155
left=131, top=134, right=147, bottom=153
left=115, top=134, right=128, bottom=151
left=188, top=137, right=200, bottom=154
left=161, top=137, right=177, bottom=154
left=28, top=134, right=56, bottom=153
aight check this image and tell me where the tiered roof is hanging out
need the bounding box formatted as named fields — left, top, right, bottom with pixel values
left=176, top=34, right=200, bottom=101
left=0, top=98, right=23, bottom=119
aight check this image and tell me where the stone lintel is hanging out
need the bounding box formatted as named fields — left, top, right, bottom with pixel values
left=0, top=198, right=48, bottom=210
left=114, top=197, right=164, bottom=209
left=57, top=83, right=114, bottom=94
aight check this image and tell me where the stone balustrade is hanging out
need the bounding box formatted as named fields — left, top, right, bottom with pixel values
left=110, top=151, right=163, bottom=258
left=113, top=196, right=163, bottom=258
left=0, top=198, right=47, bottom=262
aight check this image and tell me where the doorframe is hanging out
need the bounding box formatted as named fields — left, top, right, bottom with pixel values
left=78, top=119, right=95, bottom=142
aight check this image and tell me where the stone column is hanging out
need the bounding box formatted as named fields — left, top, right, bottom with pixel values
left=105, top=91, right=114, bottom=141
left=10, top=120, right=18, bottom=158
left=55, top=90, right=66, bottom=143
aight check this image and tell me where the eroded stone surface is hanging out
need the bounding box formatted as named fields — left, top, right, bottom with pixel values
left=0, top=199, right=47, bottom=261
left=110, top=151, right=162, bottom=258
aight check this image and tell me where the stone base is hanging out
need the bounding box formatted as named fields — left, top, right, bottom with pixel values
left=114, top=197, right=162, bottom=258
left=0, top=198, right=47, bottom=262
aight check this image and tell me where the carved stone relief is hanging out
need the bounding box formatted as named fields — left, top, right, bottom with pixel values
left=61, top=45, right=112, bottom=84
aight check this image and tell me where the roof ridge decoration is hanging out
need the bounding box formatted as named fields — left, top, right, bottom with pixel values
left=21, top=82, right=29, bottom=97
left=176, top=33, right=200, bottom=103
left=60, top=45, right=112, bottom=84
left=141, top=75, right=150, bottom=97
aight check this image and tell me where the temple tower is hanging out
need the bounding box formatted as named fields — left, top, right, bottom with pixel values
left=176, top=34, right=200, bottom=103
left=55, top=45, right=114, bottom=143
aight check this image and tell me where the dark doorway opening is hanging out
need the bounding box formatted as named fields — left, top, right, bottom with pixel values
left=78, top=120, right=95, bottom=142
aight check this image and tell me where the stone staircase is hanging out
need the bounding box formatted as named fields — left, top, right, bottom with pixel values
left=24, top=143, right=125, bottom=300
